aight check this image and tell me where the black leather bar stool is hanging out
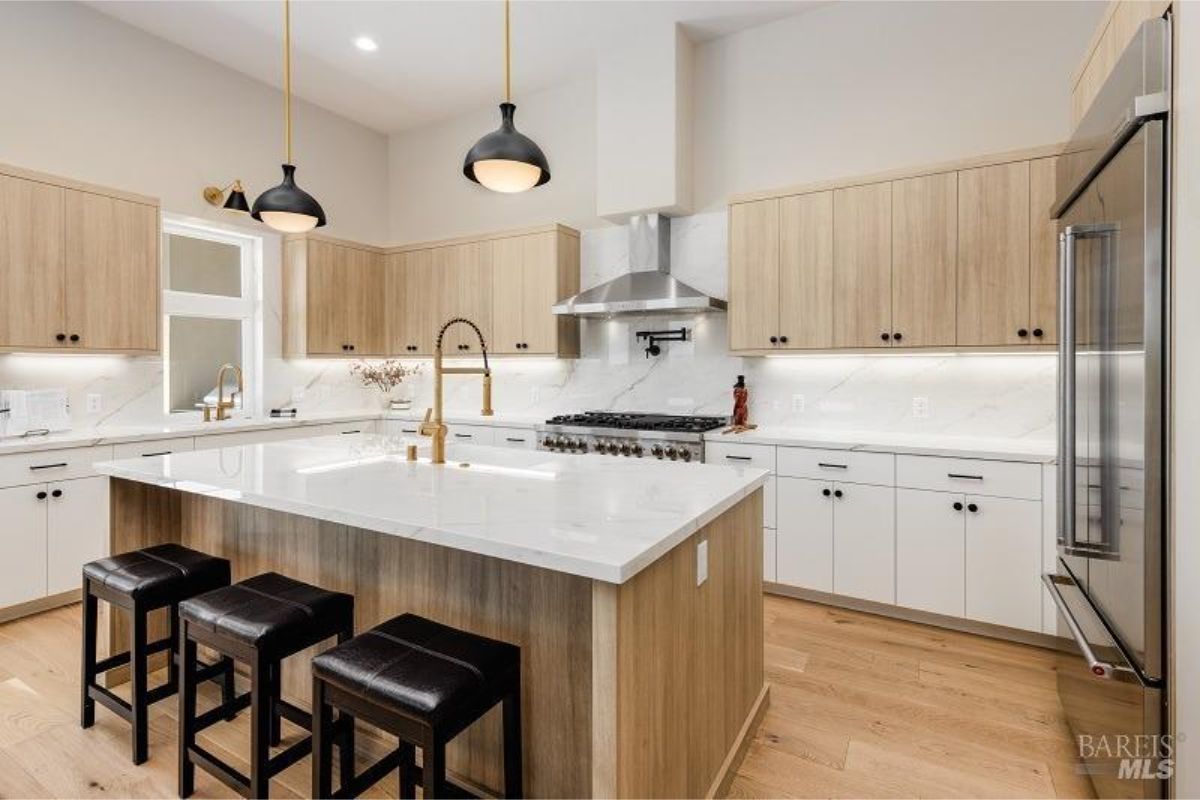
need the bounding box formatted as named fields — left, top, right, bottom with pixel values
left=311, top=613, right=522, bottom=799
left=177, top=571, right=355, bottom=799
left=81, top=543, right=236, bottom=765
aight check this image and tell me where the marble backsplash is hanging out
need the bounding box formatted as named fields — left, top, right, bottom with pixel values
left=0, top=209, right=1056, bottom=441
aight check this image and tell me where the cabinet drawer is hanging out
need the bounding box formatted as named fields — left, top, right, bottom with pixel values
left=0, top=445, right=113, bottom=488
left=383, top=419, right=421, bottom=436
left=449, top=424, right=495, bottom=446
left=777, top=446, right=894, bottom=485
left=112, top=438, right=195, bottom=460
left=492, top=427, right=535, bottom=449
left=896, top=455, right=1041, bottom=499
left=311, top=420, right=376, bottom=436
left=704, top=442, right=776, bottom=473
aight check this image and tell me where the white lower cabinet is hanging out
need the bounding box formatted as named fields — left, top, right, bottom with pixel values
left=492, top=427, right=535, bottom=449
left=777, top=477, right=833, bottom=592
left=448, top=424, right=495, bottom=446
left=832, top=482, right=896, bottom=604
left=897, top=488, right=966, bottom=617
left=964, top=494, right=1042, bottom=630
left=0, top=484, right=49, bottom=608
left=47, top=477, right=108, bottom=595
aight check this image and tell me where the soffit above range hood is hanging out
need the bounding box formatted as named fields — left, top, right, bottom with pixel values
left=552, top=214, right=726, bottom=318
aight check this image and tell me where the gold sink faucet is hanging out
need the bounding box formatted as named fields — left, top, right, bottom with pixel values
left=203, top=363, right=244, bottom=422
left=420, top=318, right=493, bottom=464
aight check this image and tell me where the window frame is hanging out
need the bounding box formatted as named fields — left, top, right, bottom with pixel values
left=160, top=217, right=263, bottom=418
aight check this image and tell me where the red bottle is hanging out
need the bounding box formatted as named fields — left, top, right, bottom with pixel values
left=732, top=375, right=749, bottom=428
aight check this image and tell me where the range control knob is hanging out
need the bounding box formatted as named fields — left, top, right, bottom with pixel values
left=665, top=446, right=678, bottom=460
left=680, top=449, right=692, bottom=462
left=651, top=445, right=664, bottom=458
left=593, top=441, right=606, bottom=453
left=542, top=437, right=555, bottom=448
left=619, top=443, right=631, bottom=455
left=632, top=444, right=644, bottom=457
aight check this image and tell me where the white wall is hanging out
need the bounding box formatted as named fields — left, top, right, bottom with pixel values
left=388, top=76, right=598, bottom=243
left=692, top=0, right=1104, bottom=210
left=0, top=1, right=389, bottom=244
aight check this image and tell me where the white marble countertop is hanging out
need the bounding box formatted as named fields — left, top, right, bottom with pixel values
left=0, top=410, right=384, bottom=456
left=706, top=427, right=1056, bottom=463
left=95, top=433, right=769, bottom=584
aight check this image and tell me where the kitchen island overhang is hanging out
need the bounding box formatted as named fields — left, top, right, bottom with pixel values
left=96, top=434, right=769, bottom=798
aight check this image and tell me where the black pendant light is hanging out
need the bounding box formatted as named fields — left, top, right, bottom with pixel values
left=252, top=0, right=326, bottom=232
left=463, top=0, right=550, bottom=193
left=223, top=181, right=251, bottom=214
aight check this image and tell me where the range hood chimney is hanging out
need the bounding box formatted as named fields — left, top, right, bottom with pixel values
left=552, top=214, right=726, bottom=318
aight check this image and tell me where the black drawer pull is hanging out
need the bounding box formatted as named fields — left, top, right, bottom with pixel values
left=400, top=428, right=418, bottom=434
left=141, top=451, right=172, bottom=458
left=724, top=455, right=752, bottom=462
left=817, top=462, right=848, bottom=469
left=947, top=473, right=984, bottom=481
left=51, top=489, right=63, bottom=498
left=29, top=462, right=68, bottom=471
left=454, top=433, right=473, bottom=439
left=340, top=429, right=361, bottom=435
left=36, top=491, right=47, bottom=500
left=505, top=437, right=526, bottom=443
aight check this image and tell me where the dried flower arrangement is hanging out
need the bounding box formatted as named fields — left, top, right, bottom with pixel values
left=350, top=359, right=422, bottom=396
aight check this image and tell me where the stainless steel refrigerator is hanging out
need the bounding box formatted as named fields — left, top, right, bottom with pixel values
left=1042, top=14, right=1170, bottom=800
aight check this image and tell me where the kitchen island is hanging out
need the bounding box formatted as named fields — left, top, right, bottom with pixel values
left=95, top=434, right=768, bottom=798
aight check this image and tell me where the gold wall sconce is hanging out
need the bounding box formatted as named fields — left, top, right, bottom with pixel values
left=202, top=180, right=251, bottom=214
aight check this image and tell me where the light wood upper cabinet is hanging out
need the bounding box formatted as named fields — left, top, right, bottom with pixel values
left=779, top=192, right=834, bottom=350
left=348, top=246, right=386, bottom=356
left=728, top=199, right=779, bottom=351
left=0, top=175, right=65, bottom=349
left=386, top=249, right=438, bottom=356
left=956, top=161, right=1030, bottom=347
left=63, top=190, right=159, bottom=352
left=490, top=237, right=526, bottom=355
left=284, top=237, right=385, bottom=357
left=833, top=182, right=892, bottom=349
left=436, top=241, right=492, bottom=354
left=892, top=173, right=957, bottom=348
left=489, top=230, right=580, bottom=356
left=1029, top=157, right=1059, bottom=345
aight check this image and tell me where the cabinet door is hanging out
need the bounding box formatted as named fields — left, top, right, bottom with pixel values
left=0, top=175, right=65, bottom=349
left=776, top=477, right=833, bottom=592
left=957, top=161, right=1031, bottom=346
left=490, top=236, right=526, bottom=355
left=1029, top=156, right=1059, bottom=345
left=304, top=239, right=348, bottom=355
left=47, top=477, right=108, bottom=595
left=728, top=200, right=779, bottom=351
left=0, top=484, right=48, bottom=608
left=832, top=481, right=895, bottom=603
left=349, top=250, right=386, bottom=356
left=833, top=183, right=892, bottom=348
left=394, top=249, right=438, bottom=356
left=965, top=495, right=1042, bottom=631
left=892, top=173, right=957, bottom=347
left=437, top=242, right=492, bottom=354
left=521, top=232, right=561, bottom=354
left=896, top=488, right=965, bottom=617
left=64, top=191, right=158, bottom=351
left=779, top=192, right=833, bottom=349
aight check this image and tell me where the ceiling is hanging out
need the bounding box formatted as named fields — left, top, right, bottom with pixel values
left=89, top=0, right=817, bottom=135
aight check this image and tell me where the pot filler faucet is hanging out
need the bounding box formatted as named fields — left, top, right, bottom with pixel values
left=420, top=318, right=493, bottom=464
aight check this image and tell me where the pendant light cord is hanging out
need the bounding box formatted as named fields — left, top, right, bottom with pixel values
left=504, top=0, right=511, bottom=103
left=284, top=0, right=293, bottom=163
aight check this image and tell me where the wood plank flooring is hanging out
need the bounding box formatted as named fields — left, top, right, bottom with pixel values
left=0, top=597, right=1093, bottom=799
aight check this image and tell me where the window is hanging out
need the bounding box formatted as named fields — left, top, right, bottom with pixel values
left=162, top=218, right=261, bottom=416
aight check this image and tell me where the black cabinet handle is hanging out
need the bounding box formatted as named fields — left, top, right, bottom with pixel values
left=340, top=429, right=361, bottom=435
left=505, top=437, right=526, bottom=443
left=51, top=489, right=62, bottom=498
left=341, top=344, right=349, bottom=351
left=29, top=462, right=68, bottom=471
left=947, top=473, right=984, bottom=481
left=454, top=433, right=472, bottom=439
left=880, top=332, right=890, bottom=341
left=953, top=501, right=964, bottom=511
left=349, top=344, right=355, bottom=351
left=55, top=333, right=66, bottom=342
left=769, top=336, right=778, bottom=344
left=779, top=335, right=789, bottom=344
left=1017, top=328, right=1029, bottom=338
left=822, top=488, right=832, bottom=497
left=833, top=489, right=844, bottom=498
left=817, top=462, right=847, bottom=470
left=1033, top=328, right=1044, bottom=338
left=724, top=455, right=752, bottom=462
left=141, top=451, right=171, bottom=458
left=967, top=503, right=979, bottom=513
left=69, top=334, right=80, bottom=342
left=36, top=491, right=47, bottom=500
left=892, top=332, right=903, bottom=342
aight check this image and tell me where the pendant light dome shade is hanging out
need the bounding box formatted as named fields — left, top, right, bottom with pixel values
left=251, top=163, right=325, bottom=233
left=464, top=103, right=550, bottom=193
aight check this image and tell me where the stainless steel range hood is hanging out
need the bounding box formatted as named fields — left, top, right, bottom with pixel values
left=552, top=214, right=726, bottom=317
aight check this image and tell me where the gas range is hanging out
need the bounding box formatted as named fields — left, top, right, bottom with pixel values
left=536, top=412, right=727, bottom=462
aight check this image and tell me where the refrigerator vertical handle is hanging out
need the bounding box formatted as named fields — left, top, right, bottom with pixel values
left=1058, top=230, right=1076, bottom=548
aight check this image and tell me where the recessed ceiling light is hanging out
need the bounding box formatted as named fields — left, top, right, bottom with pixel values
left=354, top=36, right=378, bottom=52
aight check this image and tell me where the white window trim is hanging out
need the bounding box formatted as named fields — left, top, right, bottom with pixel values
left=161, top=216, right=264, bottom=418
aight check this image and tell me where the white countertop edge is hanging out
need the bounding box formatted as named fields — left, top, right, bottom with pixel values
left=382, top=411, right=541, bottom=429
left=96, top=461, right=770, bottom=585
left=706, top=429, right=1056, bottom=463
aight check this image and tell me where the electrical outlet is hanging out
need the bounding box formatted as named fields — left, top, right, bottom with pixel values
left=912, top=396, right=930, bottom=419
left=86, top=393, right=102, bottom=414
left=696, top=539, right=709, bottom=586
left=791, top=394, right=805, bottom=413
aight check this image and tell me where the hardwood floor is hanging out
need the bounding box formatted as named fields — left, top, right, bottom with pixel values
left=0, top=596, right=1092, bottom=799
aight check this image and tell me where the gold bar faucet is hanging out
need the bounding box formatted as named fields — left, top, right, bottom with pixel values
left=420, top=318, right=493, bottom=464
left=203, top=363, right=243, bottom=422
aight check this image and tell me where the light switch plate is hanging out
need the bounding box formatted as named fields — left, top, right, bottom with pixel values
left=86, top=393, right=102, bottom=414
left=912, top=396, right=930, bottom=418
left=696, top=539, right=709, bottom=586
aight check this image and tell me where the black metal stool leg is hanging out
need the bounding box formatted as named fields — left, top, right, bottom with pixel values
left=269, top=661, right=283, bottom=747
left=312, top=676, right=333, bottom=800
left=397, top=741, right=416, bottom=799
left=422, top=732, right=444, bottom=800
left=80, top=580, right=97, bottom=729
left=335, top=626, right=355, bottom=789
left=250, top=652, right=272, bottom=799
left=502, top=686, right=523, bottom=799
left=130, top=603, right=149, bottom=765
left=178, top=620, right=198, bottom=799
left=167, top=602, right=180, bottom=693
left=221, top=655, right=237, bottom=721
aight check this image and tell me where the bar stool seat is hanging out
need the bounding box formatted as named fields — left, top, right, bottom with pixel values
left=80, top=544, right=235, bottom=766
left=178, top=572, right=355, bottom=800
left=312, top=614, right=522, bottom=799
